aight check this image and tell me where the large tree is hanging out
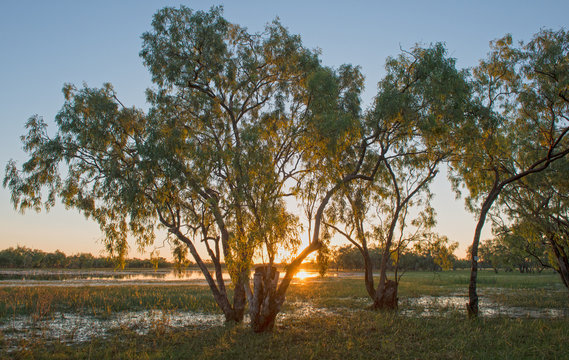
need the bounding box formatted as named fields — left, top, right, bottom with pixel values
left=324, top=43, right=469, bottom=309
left=4, top=6, right=318, bottom=324
left=447, top=29, right=569, bottom=316
left=246, top=62, right=380, bottom=332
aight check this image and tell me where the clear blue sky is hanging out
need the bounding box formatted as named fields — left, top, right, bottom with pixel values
left=1, top=0, right=567, bottom=258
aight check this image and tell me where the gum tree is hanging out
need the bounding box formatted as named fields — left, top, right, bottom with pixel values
left=247, top=63, right=379, bottom=331
left=325, top=44, right=470, bottom=309
left=447, top=29, right=569, bottom=316
left=4, top=6, right=318, bottom=324
left=499, top=158, right=569, bottom=287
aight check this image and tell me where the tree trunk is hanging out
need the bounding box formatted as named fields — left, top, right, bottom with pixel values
left=172, top=229, right=239, bottom=322
left=249, top=265, right=280, bottom=332
left=232, top=272, right=248, bottom=322
left=467, top=188, right=499, bottom=317
left=362, top=249, right=376, bottom=299
left=374, top=224, right=398, bottom=310
left=550, top=239, right=569, bottom=290
left=372, top=279, right=398, bottom=310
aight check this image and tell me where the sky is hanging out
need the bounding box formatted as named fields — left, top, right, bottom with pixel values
left=1, top=0, right=568, bottom=260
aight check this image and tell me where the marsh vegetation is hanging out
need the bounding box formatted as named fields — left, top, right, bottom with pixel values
left=0, top=270, right=567, bottom=358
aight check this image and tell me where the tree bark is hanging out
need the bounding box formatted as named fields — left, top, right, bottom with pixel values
left=361, top=248, right=376, bottom=299
left=249, top=265, right=280, bottom=332
left=549, top=238, right=569, bottom=290
left=372, top=279, right=398, bottom=310
left=171, top=228, right=239, bottom=322
left=467, top=188, right=500, bottom=317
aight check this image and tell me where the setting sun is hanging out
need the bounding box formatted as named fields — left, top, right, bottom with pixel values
left=294, top=270, right=318, bottom=281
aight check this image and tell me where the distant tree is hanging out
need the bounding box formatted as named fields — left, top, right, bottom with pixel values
left=447, top=29, right=569, bottom=316
left=477, top=238, right=510, bottom=273
left=414, top=234, right=458, bottom=272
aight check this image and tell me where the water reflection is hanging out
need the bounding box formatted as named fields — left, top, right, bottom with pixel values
left=401, top=294, right=569, bottom=318
left=0, top=269, right=232, bottom=286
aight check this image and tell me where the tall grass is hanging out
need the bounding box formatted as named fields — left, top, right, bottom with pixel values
left=0, top=285, right=221, bottom=320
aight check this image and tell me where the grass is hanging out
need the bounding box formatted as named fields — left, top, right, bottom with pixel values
left=0, top=270, right=568, bottom=359
left=4, top=312, right=569, bottom=359
left=0, top=285, right=221, bottom=320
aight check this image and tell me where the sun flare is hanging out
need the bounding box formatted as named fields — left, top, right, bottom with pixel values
left=294, top=270, right=318, bottom=281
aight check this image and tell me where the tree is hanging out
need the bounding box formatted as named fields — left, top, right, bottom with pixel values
left=324, top=43, right=469, bottom=309
left=246, top=63, right=378, bottom=332
left=4, top=6, right=318, bottom=326
left=447, top=29, right=569, bottom=316
left=414, top=234, right=458, bottom=272
left=477, top=238, right=511, bottom=273
left=499, top=158, right=569, bottom=287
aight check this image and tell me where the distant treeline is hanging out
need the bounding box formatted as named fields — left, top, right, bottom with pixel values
left=0, top=246, right=173, bottom=269
left=328, top=245, right=469, bottom=272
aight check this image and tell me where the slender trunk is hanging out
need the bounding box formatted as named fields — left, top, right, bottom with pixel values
left=373, top=244, right=398, bottom=310
left=549, top=238, right=569, bottom=290
left=172, top=229, right=237, bottom=321
left=467, top=188, right=500, bottom=317
left=232, top=271, right=248, bottom=321
left=361, top=248, right=376, bottom=299
left=373, top=207, right=400, bottom=310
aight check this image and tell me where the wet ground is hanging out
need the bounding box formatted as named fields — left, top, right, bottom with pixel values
left=1, top=270, right=567, bottom=350
left=1, top=292, right=567, bottom=349
left=400, top=293, right=569, bottom=318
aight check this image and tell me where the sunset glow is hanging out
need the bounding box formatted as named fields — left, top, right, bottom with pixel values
left=294, top=270, right=318, bottom=281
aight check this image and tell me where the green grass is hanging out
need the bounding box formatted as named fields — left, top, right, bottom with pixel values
left=0, top=285, right=221, bottom=320
left=0, top=270, right=568, bottom=359
left=4, top=312, right=569, bottom=359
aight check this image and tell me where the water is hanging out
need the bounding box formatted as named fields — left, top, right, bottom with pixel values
left=400, top=293, right=569, bottom=318
left=1, top=293, right=567, bottom=352
left=0, top=301, right=333, bottom=349
left=0, top=269, right=359, bottom=287
left=0, top=310, right=226, bottom=349
left=0, top=269, right=232, bottom=287
left=2, top=270, right=567, bottom=351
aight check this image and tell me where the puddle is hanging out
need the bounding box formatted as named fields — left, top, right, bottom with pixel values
left=0, top=309, right=226, bottom=350
left=400, top=294, right=569, bottom=318
left=0, top=300, right=337, bottom=351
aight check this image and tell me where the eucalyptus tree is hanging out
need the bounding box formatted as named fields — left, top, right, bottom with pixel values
left=499, top=159, right=569, bottom=288
left=324, top=43, right=470, bottom=309
left=447, top=29, right=569, bottom=316
left=247, top=63, right=381, bottom=332
left=4, top=6, right=319, bottom=324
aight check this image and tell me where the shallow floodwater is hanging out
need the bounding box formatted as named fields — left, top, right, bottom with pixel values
left=2, top=294, right=567, bottom=350
left=401, top=294, right=569, bottom=318
left=0, top=269, right=232, bottom=287
left=1, top=270, right=567, bottom=350
left=0, top=301, right=334, bottom=349
left=0, top=269, right=346, bottom=287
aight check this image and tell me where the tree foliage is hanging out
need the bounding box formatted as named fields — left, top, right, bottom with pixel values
left=4, top=6, right=319, bottom=325
left=446, top=29, right=569, bottom=316
left=324, top=43, right=469, bottom=309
